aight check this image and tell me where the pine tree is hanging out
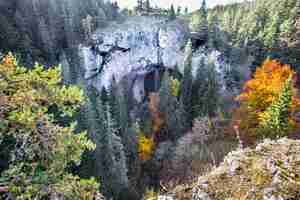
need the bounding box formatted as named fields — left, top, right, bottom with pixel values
left=169, top=4, right=176, bottom=20
left=100, top=103, right=129, bottom=198
left=264, top=11, right=281, bottom=48
left=192, top=60, right=220, bottom=118
left=108, top=77, right=121, bottom=131
left=177, top=6, right=182, bottom=16
left=208, top=15, right=221, bottom=49
left=145, top=0, right=151, bottom=13
left=295, top=0, right=300, bottom=47
left=180, top=40, right=193, bottom=126
left=118, top=88, right=130, bottom=136
left=192, top=58, right=207, bottom=118
left=205, top=61, right=220, bottom=117
left=190, top=0, right=208, bottom=40
left=259, top=76, right=293, bottom=138
left=184, top=7, right=189, bottom=15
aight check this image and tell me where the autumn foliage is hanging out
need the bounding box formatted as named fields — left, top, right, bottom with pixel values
left=233, top=59, right=300, bottom=142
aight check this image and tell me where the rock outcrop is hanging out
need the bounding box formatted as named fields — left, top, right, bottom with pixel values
left=166, top=138, right=300, bottom=200
left=81, top=16, right=232, bottom=102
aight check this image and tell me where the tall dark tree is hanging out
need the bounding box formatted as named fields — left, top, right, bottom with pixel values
left=192, top=58, right=207, bottom=119
left=180, top=40, right=193, bottom=126
left=190, top=0, right=208, bottom=41
left=108, top=77, right=121, bottom=131
left=169, top=4, right=176, bottom=20
left=177, top=6, right=182, bottom=16
left=145, top=0, right=151, bottom=13
left=192, top=60, right=220, bottom=118
left=159, top=72, right=187, bottom=139
left=184, top=7, right=189, bottom=15
left=204, top=61, right=220, bottom=117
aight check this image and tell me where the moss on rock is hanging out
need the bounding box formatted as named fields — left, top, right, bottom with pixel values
left=165, top=138, right=300, bottom=200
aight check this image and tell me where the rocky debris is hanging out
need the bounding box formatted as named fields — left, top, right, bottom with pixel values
left=166, top=138, right=300, bottom=200
left=158, top=195, right=174, bottom=200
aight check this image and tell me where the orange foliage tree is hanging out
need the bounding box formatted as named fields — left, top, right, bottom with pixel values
left=232, top=59, right=300, bottom=142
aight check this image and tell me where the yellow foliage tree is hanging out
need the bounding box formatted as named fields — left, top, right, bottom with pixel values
left=137, top=124, right=155, bottom=161
left=233, top=59, right=300, bottom=142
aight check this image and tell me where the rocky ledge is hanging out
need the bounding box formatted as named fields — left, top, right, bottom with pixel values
left=159, top=138, right=300, bottom=200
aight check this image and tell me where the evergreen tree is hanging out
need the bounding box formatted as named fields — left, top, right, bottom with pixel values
left=184, top=7, right=189, bottom=15
left=295, top=0, right=300, bottom=47
left=190, top=0, right=208, bottom=40
left=177, top=6, right=182, bottom=16
left=169, top=4, right=176, bottom=20
left=208, top=15, right=222, bottom=49
left=108, top=77, right=121, bottom=131
left=259, top=76, right=293, bottom=138
left=100, top=103, right=129, bottom=198
left=159, top=72, right=187, bottom=139
left=145, top=0, right=151, bottom=13
left=85, top=86, right=129, bottom=199
left=118, top=88, right=130, bottom=136
left=192, top=58, right=207, bottom=118
left=264, top=11, right=281, bottom=48
left=205, top=61, right=220, bottom=117
left=101, top=87, right=109, bottom=104
left=192, top=60, right=220, bottom=118
left=180, top=40, right=193, bottom=126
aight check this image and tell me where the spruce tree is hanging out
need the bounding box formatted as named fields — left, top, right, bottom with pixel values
left=108, top=77, right=121, bottom=131
left=192, top=60, right=220, bottom=118
left=181, top=40, right=193, bottom=126
left=184, top=7, right=189, bottom=15
left=100, top=103, right=129, bottom=198
left=145, top=0, right=151, bottom=13
left=159, top=72, right=187, bottom=139
left=259, top=76, right=293, bottom=138
left=190, top=0, right=208, bottom=40
left=205, top=61, right=220, bottom=117
left=177, top=6, right=182, bottom=16
left=192, top=58, right=207, bottom=118
left=169, top=4, right=176, bottom=20
left=295, top=0, right=300, bottom=47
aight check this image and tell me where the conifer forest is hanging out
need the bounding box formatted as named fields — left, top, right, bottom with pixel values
left=1, top=0, right=300, bottom=199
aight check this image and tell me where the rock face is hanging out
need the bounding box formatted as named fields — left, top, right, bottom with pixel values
left=81, top=16, right=188, bottom=101
left=168, top=138, right=300, bottom=200
left=81, top=16, right=231, bottom=102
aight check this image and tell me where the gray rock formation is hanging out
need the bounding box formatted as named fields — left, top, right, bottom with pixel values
left=81, top=16, right=231, bottom=102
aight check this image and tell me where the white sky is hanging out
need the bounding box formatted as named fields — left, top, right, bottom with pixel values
left=111, top=0, right=247, bottom=11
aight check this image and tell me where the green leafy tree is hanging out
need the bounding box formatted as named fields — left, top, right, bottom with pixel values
left=0, top=54, right=99, bottom=199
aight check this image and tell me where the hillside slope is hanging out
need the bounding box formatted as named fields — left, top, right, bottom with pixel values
left=161, top=138, right=300, bottom=200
